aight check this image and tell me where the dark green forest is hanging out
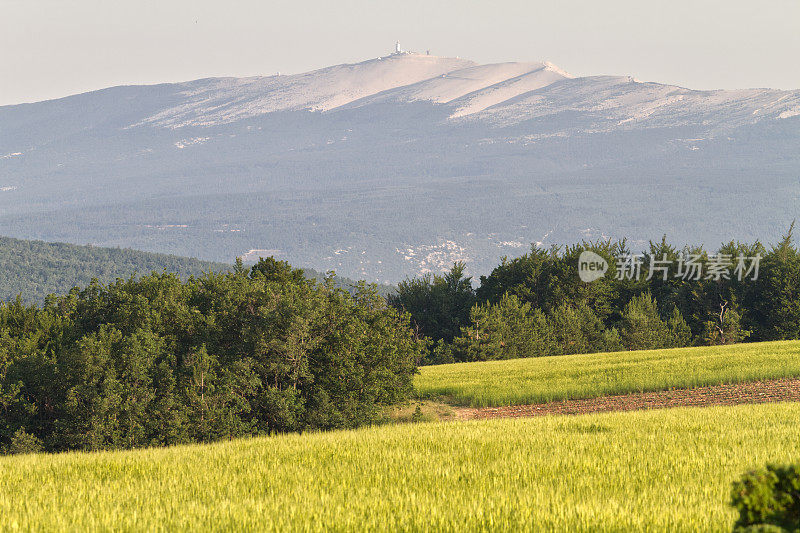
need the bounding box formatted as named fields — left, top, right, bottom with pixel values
left=389, top=230, right=800, bottom=364
left=0, top=236, right=229, bottom=303
left=0, top=258, right=421, bottom=454
left=0, top=236, right=392, bottom=303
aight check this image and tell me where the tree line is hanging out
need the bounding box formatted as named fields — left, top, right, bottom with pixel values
left=0, top=258, right=422, bottom=454
left=389, top=229, right=800, bottom=364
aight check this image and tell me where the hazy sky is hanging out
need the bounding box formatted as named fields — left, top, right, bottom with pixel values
left=2, top=0, right=799, bottom=105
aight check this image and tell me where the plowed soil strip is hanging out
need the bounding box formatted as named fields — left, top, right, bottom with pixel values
left=455, top=378, right=800, bottom=420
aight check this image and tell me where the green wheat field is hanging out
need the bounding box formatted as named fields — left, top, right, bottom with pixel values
left=416, top=340, right=800, bottom=407
left=1, top=402, right=799, bottom=532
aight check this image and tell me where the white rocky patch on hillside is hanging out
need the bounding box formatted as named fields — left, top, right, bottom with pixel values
left=345, top=61, right=568, bottom=111
left=134, top=54, right=473, bottom=128
left=126, top=53, right=800, bottom=135
left=397, top=241, right=471, bottom=275
left=470, top=76, right=800, bottom=133
left=174, top=137, right=209, bottom=149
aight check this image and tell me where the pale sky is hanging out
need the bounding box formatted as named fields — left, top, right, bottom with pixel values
left=2, top=0, right=799, bottom=105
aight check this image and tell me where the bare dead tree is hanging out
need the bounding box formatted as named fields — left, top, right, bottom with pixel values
left=714, top=298, right=729, bottom=344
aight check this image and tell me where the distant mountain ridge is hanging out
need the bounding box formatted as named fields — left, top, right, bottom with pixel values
left=120, top=53, right=800, bottom=130
left=1, top=52, right=799, bottom=281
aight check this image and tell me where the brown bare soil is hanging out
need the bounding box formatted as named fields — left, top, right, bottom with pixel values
left=454, top=378, right=800, bottom=420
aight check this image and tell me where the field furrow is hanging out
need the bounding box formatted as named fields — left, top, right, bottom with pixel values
left=455, top=377, right=800, bottom=419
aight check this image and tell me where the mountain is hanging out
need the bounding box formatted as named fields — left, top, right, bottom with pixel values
left=1, top=51, right=799, bottom=281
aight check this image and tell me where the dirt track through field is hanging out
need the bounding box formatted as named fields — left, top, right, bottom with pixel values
left=454, top=378, right=800, bottom=420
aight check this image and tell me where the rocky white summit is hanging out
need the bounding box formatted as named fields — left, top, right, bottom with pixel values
left=127, top=53, right=800, bottom=133
left=136, top=54, right=475, bottom=127
left=131, top=54, right=579, bottom=128
left=1, top=53, right=799, bottom=281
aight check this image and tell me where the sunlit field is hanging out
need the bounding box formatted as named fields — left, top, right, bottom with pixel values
left=1, top=403, right=799, bottom=532
left=416, top=340, right=800, bottom=407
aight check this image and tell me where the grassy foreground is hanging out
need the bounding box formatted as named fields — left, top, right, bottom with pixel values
left=416, top=340, right=800, bottom=407
left=2, top=403, right=800, bottom=531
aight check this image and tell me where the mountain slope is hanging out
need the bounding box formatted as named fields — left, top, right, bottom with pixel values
left=1, top=52, right=799, bottom=281
left=134, top=54, right=476, bottom=128
left=469, top=75, right=800, bottom=131
left=342, top=61, right=569, bottom=109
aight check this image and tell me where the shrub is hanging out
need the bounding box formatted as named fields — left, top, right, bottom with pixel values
left=1, top=429, right=43, bottom=455
left=730, top=463, right=800, bottom=532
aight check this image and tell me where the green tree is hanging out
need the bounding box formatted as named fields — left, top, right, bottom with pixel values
left=749, top=224, right=800, bottom=341
left=249, top=257, right=307, bottom=285
left=451, top=294, right=552, bottom=361
left=620, top=292, right=672, bottom=351
left=548, top=303, right=615, bottom=355
left=477, top=241, right=629, bottom=323
left=666, top=307, right=693, bottom=348
left=701, top=302, right=750, bottom=345
left=388, top=262, right=475, bottom=347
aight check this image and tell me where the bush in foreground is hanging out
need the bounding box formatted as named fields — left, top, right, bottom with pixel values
left=731, top=463, right=800, bottom=532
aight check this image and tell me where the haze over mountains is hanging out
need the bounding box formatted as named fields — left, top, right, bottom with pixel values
left=2, top=50, right=799, bottom=281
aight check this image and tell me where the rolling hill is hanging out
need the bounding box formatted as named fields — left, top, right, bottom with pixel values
left=0, top=235, right=228, bottom=303
left=416, top=340, right=800, bottom=407
left=2, top=402, right=799, bottom=531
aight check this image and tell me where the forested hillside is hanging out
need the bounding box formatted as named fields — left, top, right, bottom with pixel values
left=0, top=236, right=392, bottom=303
left=0, top=236, right=229, bottom=303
